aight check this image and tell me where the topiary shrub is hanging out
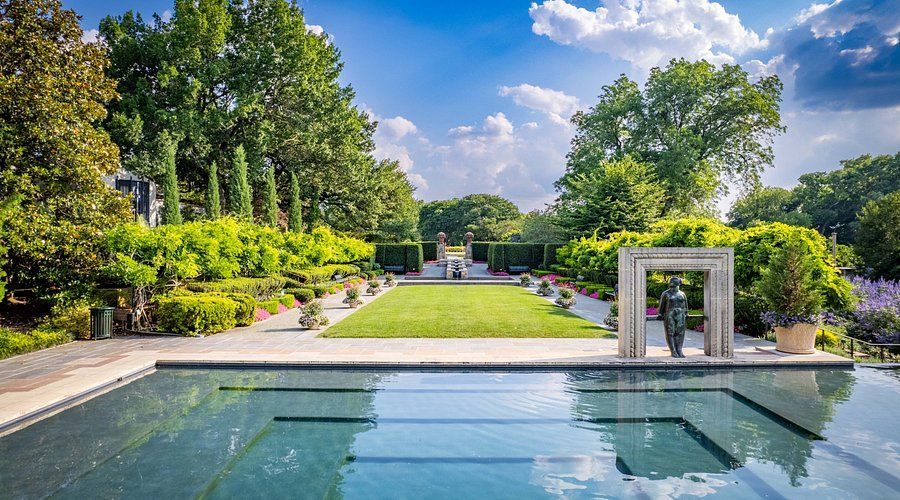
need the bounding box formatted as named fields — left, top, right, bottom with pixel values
left=187, top=276, right=286, bottom=301
left=420, top=241, right=438, bottom=261
left=471, top=242, right=490, bottom=262
left=285, top=288, right=315, bottom=304
left=374, top=243, right=423, bottom=273
left=279, top=294, right=296, bottom=308
left=257, top=299, right=280, bottom=315
left=157, top=295, right=238, bottom=336
left=542, top=243, right=565, bottom=269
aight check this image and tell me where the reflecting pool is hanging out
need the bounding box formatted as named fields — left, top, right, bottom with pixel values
left=1, top=367, right=898, bottom=498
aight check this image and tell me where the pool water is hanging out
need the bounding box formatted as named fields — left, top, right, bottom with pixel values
left=1, top=367, right=898, bottom=499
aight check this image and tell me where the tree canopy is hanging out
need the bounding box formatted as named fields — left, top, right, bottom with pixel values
left=100, top=0, right=418, bottom=236
left=419, top=194, right=522, bottom=244
left=855, top=192, right=900, bottom=280
left=560, top=59, right=784, bottom=215
left=727, top=186, right=811, bottom=229
left=0, top=0, right=131, bottom=298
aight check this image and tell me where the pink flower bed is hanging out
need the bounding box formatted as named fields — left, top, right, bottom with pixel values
left=406, top=272, right=422, bottom=276
left=489, top=270, right=509, bottom=276
left=646, top=307, right=659, bottom=315
left=255, top=308, right=271, bottom=322
left=425, top=260, right=438, bottom=264
left=294, top=299, right=302, bottom=308
left=277, top=304, right=288, bottom=314
left=694, top=323, right=705, bottom=332
left=589, top=292, right=600, bottom=299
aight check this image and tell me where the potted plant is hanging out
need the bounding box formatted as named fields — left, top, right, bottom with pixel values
left=758, top=240, right=825, bottom=354
left=537, top=279, right=554, bottom=296
left=604, top=299, right=619, bottom=328
left=519, top=273, right=532, bottom=287
left=555, top=287, right=576, bottom=309
left=383, top=272, right=396, bottom=287
left=367, top=281, right=382, bottom=295
left=343, top=286, right=363, bottom=308
left=299, top=301, right=329, bottom=330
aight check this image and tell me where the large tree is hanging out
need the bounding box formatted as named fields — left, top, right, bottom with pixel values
left=727, top=187, right=811, bottom=229
left=793, top=153, right=899, bottom=243
left=561, top=59, right=784, bottom=215
left=554, top=156, right=666, bottom=238
left=100, top=0, right=418, bottom=237
left=855, top=192, right=900, bottom=280
left=419, top=194, right=522, bottom=244
left=0, top=0, right=131, bottom=299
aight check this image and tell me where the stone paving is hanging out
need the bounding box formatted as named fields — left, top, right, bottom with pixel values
left=0, top=281, right=851, bottom=432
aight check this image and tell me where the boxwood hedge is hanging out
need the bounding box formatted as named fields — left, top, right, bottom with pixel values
left=374, top=243, right=423, bottom=273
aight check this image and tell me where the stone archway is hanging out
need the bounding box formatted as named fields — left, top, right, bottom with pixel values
left=617, top=247, right=734, bottom=358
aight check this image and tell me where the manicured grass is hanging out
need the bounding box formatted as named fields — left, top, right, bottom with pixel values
left=324, top=285, right=615, bottom=338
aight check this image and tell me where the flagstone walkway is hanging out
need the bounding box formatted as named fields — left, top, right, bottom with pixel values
left=0, top=282, right=851, bottom=433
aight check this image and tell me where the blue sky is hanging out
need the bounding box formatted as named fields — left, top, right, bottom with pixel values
left=69, top=0, right=900, bottom=214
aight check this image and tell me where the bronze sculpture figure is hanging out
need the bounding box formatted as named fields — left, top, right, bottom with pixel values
left=657, top=276, right=688, bottom=358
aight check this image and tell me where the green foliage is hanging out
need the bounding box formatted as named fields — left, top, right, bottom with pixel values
left=287, top=264, right=361, bottom=284
left=105, top=219, right=372, bottom=289
left=257, top=299, right=280, bottom=315
left=0, top=326, right=72, bottom=360
left=855, top=192, right=900, bottom=279
left=156, top=295, right=238, bottom=336
left=542, top=243, right=566, bottom=269
left=471, top=242, right=490, bottom=262
left=519, top=210, right=569, bottom=243
left=557, top=218, right=852, bottom=311
left=794, top=153, right=899, bottom=243
left=278, top=294, right=295, bottom=308
left=187, top=277, right=286, bottom=301
left=419, top=194, right=522, bottom=244
left=554, top=156, right=666, bottom=238
left=421, top=242, right=438, bottom=261
left=160, top=132, right=182, bottom=225
left=100, top=0, right=418, bottom=236
left=227, top=145, right=253, bottom=220
left=287, top=172, right=302, bottom=232
left=0, top=0, right=131, bottom=300
left=757, top=240, right=824, bottom=317
left=727, top=187, right=810, bottom=229
left=0, top=195, right=21, bottom=301
left=205, top=161, right=221, bottom=219
left=374, top=244, right=423, bottom=273
left=284, top=288, right=315, bottom=304
left=487, top=243, right=545, bottom=272
left=262, top=167, right=278, bottom=227
left=563, top=60, right=784, bottom=214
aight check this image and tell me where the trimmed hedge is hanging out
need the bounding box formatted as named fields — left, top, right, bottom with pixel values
left=487, top=243, right=545, bottom=272
left=286, top=264, right=360, bottom=285
left=199, top=292, right=256, bottom=327
left=279, top=294, right=296, bottom=308
left=374, top=243, right=423, bottom=273
left=257, top=299, right=280, bottom=315
left=284, top=288, right=315, bottom=304
left=187, top=276, right=286, bottom=301
left=157, top=295, right=238, bottom=336
left=421, top=241, right=438, bottom=261
left=471, top=242, right=490, bottom=262
left=542, top=243, right=565, bottom=269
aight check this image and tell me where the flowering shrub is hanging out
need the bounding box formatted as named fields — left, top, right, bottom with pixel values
left=844, top=277, right=900, bottom=344
left=293, top=299, right=302, bottom=308
left=646, top=307, right=658, bottom=316
left=255, top=308, right=271, bottom=321
left=520, top=274, right=532, bottom=287
left=384, top=272, right=396, bottom=287
left=277, top=303, right=288, bottom=314
left=537, top=279, right=554, bottom=296
left=556, top=287, right=576, bottom=309
left=589, top=292, right=600, bottom=299
left=298, top=301, right=329, bottom=329
left=405, top=271, right=422, bottom=276
left=489, top=270, right=509, bottom=276
left=344, top=286, right=363, bottom=307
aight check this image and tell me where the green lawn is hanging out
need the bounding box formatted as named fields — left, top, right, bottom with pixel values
left=323, top=285, right=615, bottom=338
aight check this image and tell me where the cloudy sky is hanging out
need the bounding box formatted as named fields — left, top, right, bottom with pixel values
left=70, top=0, right=900, bottom=214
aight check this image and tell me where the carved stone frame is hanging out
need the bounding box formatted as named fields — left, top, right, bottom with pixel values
left=617, top=247, right=734, bottom=358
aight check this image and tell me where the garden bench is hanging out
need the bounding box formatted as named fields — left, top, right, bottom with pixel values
left=508, top=265, right=530, bottom=274
left=383, top=265, right=405, bottom=273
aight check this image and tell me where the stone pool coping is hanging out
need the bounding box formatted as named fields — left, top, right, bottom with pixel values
left=0, top=283, right=852, bottom=435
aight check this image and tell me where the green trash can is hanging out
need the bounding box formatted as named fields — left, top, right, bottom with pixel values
left=89, top=306, right=115, bottom=340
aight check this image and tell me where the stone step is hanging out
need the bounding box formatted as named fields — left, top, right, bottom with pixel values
left=397, top=279, right=518, bottom=286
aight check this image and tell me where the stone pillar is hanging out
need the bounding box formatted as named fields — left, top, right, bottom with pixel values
left=464, top=231, right=474, bottom=264
left=437, top=232, right=447, bottom=261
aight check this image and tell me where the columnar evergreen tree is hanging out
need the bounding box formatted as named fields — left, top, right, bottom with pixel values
left=262, top=166, right=278, bottom=227
left=205, top=161, right=221, bottom=219
left=288, top=172, right=302, bottom=233
left=160, top=135, right=182, bottom=225
left=227, top=145, right=252, bottom=220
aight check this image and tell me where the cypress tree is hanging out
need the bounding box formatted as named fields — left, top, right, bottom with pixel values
left=263, top=166, right=278, bottom=227
left=288, top=172, right=302, bottom=232
left=227, top=145, right=253, bottom=219
left=160, top=136, right=182, bottom=225
left=205, top=161, right=221, bottom=220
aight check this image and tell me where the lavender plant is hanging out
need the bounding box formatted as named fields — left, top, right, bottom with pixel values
left=845, top=277, right=900, bottom=345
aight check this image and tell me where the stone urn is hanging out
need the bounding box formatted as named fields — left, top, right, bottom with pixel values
left=774, top=323, right=818, bottom=354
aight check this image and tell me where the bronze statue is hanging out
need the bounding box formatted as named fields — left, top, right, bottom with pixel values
left=657, top=276, right=688, bottom=358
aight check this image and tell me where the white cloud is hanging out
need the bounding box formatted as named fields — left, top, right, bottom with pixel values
left=380, top=116, right=418, bottom=140
left=81, top=29, right=100, bottom=44
left=499, top=83, right=581, bottom=125
left=306, top=24, right=325, bottom=36
left=366, top=108, right=428, bottom=190
left=529, top=0, right=765, bottom=71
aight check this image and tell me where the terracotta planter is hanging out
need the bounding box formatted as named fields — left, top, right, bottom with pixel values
left=775, top=322, right=818, bottom=354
